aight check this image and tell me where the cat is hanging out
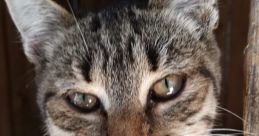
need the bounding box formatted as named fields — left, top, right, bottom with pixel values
left=5, top=0, right=221, bottom=135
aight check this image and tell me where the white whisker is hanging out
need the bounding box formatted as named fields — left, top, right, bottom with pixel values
left=66, top=0, right=88, bottom=48
left=216, top=106, right=245, bottom=123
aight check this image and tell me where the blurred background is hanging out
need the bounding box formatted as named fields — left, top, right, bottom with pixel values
left=0, top=0, right=250, bottom=135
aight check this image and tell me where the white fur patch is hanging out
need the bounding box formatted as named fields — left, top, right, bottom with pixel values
left=46, top=118, right=74, bottom=136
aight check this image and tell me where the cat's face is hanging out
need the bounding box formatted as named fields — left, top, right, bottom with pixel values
left=5, top=0, right=221, bottom=135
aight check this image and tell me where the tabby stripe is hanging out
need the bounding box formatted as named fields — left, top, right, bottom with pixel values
left=99, top=43, right=110, bottom=72
left=162, top=82, right=210, bottom=122
left=180, top=92, right=209, bottom=122
left=81, top=52, right=92, bottom=82
left=127, top=36, right=135, bottom=63
left=128, top=9, right=142, bottom=35
left=186, top=115, right=214, bottom=126
left=201, top=115, right=214, bottom=124
left=145, top=45, right=159, bottom=71
left=44, top=92, right=56, bottom=104
left=90, top=15, right=101, bottom=32
left=198, top=67, right=219, bottom=96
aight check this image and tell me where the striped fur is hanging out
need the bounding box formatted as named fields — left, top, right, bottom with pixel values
left=5, top=0, right=221, bottom=135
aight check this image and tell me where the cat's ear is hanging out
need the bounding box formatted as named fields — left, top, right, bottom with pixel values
left=150, top=0, right=219, bottom=40
left=5, top=0, right=72, bottom=64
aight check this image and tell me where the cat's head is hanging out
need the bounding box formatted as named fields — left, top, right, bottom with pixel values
left=5, top=0, right=221, bottom=135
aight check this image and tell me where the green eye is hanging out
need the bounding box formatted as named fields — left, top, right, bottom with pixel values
left=151, top=74, right=186, bottom=101
left=65, top=89, right=100, bottom=113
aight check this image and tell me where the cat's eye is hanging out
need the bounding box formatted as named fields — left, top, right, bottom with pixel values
left=151, top=74, right=186, bottom=101
left=65, top=90, right=100, bottom=113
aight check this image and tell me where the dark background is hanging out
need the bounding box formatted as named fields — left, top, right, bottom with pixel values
left=0, top=0, right=250, bottom=135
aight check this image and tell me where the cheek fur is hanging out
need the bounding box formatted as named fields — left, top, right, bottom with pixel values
left=148, top=76, right=217, bottom=135
left=46, top=118, right=74, bottom=136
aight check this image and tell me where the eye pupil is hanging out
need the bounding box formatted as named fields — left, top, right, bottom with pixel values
left=84, top=95, right=97, bottom=108
left=166, top=78, right=178, bottom=95
left=66, top=90, right=100, bottom=113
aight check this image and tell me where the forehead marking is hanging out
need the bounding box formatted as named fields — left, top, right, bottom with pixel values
left=145, top=45, right=159, bottom=71
left=89, top=15, right=101, bottom=32
left=81, top=53, right=92, bottom=82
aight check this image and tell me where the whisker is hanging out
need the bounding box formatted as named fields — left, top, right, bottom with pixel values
left=208, top=128, right=256, bottom=136
left=210, top=134, right=243, bottom=136
left=216, top=106, right=245, bottom=123
left=66, top=0, right=88, bottom=48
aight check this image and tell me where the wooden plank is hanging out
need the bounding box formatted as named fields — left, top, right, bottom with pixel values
left=244, top=0, right=259, bottom=135
left=215, top=0, right=250, bottom=130
left=0, top=0, right=11, bottom=135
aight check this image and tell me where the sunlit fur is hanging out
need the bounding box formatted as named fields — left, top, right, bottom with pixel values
left=5, top=0, right=221, bottom=135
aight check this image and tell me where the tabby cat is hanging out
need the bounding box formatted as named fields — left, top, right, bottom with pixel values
left=5, top=0, right=221, bottom=135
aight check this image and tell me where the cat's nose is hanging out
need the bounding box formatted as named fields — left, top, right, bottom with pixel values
left=107, top=111, right=150, bottom=136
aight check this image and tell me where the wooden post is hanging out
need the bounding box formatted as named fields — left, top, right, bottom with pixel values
left=0, top=1, right=11, bottom=136
left=244, top=0, right=259, bottom=135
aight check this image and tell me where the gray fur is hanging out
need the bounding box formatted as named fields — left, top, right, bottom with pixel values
left=5, top=0, right=221, bottom=135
